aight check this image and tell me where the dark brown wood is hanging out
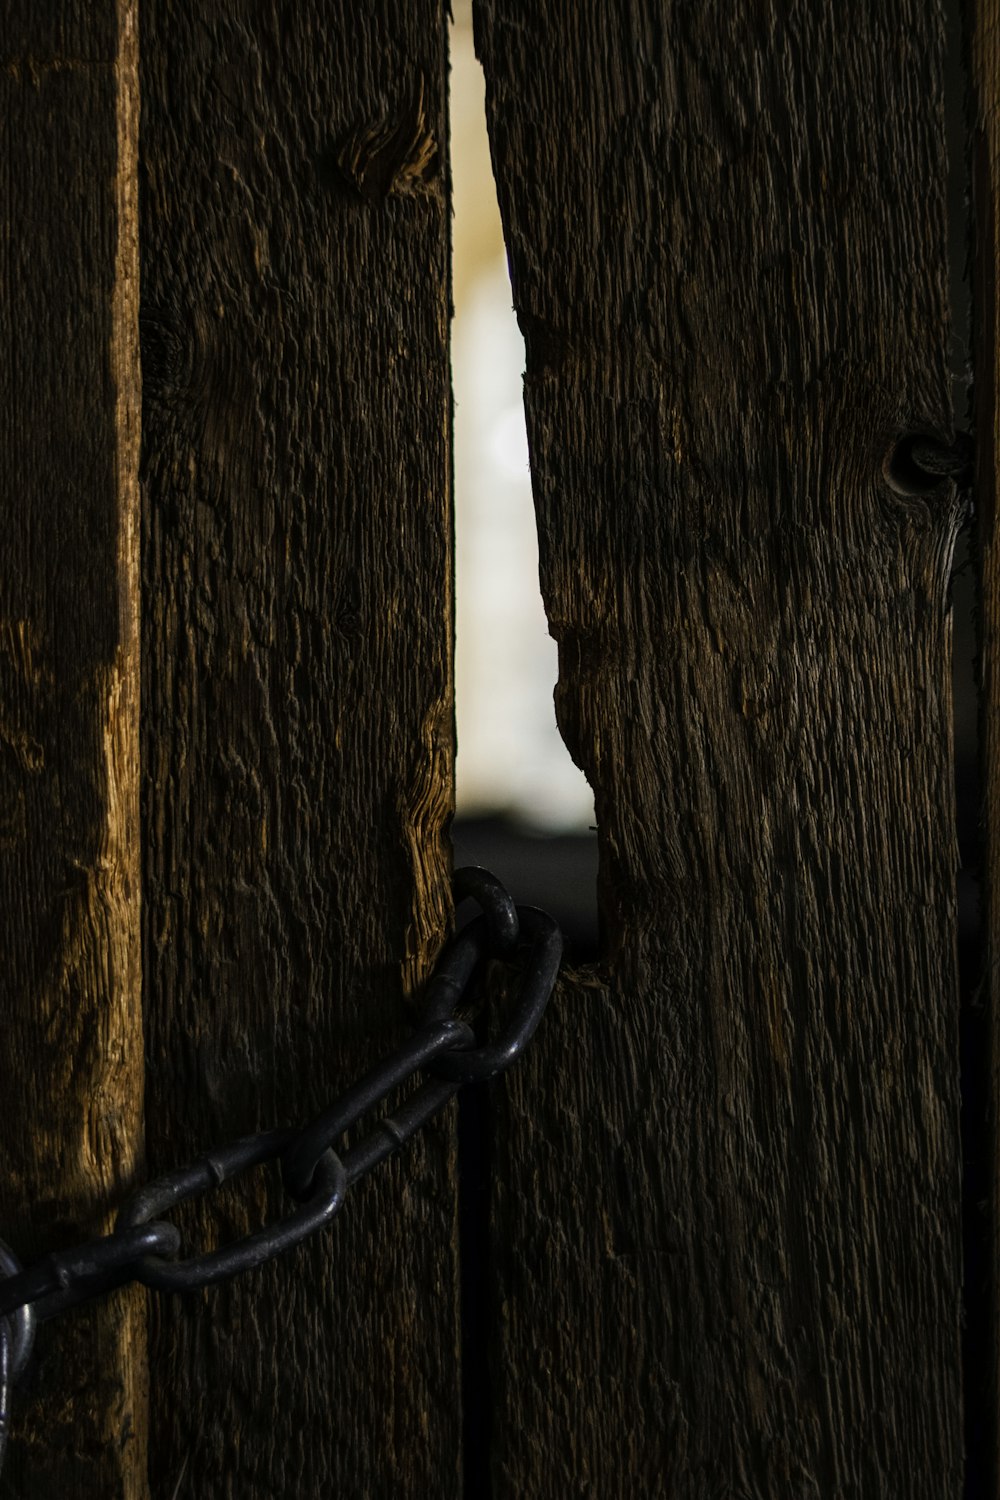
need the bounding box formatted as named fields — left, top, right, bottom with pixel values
left=475, top=2, right=965, bottom=1493
left=972, top=1, right=1000, bottom=1493
left=139, top=4, right=457, bottom=1494
left=0, top=4, right=146, bottom=1496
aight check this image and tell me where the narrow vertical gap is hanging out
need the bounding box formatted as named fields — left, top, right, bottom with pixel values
left=958, top=509, right=989, bottom=1500
left=449, top=0, right=599, bottom=880
left=457, top=1084, right=493, bottom=1500
left=449, top=3, right=598, bottom=1493
left=947, top=0, right=991, bottom=1493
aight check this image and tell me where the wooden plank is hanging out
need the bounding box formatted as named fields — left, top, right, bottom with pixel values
left=139, top=4, right=457, bottom=1493
left=971, top=1, right=1000, bottom=1493
left=475, top=1, right=965, bottom=1493
left=0, top=4, right=145, bottom=1496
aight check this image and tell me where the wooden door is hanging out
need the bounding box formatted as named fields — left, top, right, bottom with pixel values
left=0, top=1, right=991, bottom=1495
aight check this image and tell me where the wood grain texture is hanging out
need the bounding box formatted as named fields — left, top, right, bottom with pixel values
left=475, top=2, right=965, bottom=1494
left=139, top=5, right=457, bottom=1495
left=971, top=0, right=1000, bottom=1493
left=0, top=3, right=146, bottom=1496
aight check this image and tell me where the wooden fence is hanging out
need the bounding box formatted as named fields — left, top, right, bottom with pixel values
left=0, top=1, right=996, bottom=1495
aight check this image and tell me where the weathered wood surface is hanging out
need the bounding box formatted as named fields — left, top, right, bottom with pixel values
left=139, top=3, right=457, bottom=1495
left=0, top=3, right=145, bottom=1496
left=476, top=1, right=965, bottom=1494
left=972, top=0, right=1000, bottom=1493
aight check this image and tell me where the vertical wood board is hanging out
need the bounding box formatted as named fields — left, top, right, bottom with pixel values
left=0, top=4, right=145, bottom=1496
left=139, top=4, right=458, bottom=1495
left=972, top=0, right=1000, bottom=1492
left=476, top=2, right=964, bottom=1494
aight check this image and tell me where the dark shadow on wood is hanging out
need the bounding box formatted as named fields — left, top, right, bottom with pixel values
left=458, top=1083, right=494, bottom=1500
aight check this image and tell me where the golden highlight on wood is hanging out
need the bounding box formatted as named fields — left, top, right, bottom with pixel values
left=0, top=2, right=146, bottom=1494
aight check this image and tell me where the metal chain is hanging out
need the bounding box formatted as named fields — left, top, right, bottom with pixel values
left=0, top=867, right=561, bottom=1476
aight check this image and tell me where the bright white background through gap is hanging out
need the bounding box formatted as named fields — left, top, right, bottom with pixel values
left=451, top=4, right=594, bottom=831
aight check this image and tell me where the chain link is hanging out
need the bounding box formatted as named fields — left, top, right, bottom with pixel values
left=0, top=868, right=561, bottom=1473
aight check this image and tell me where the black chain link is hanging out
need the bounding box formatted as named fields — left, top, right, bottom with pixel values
left=0, top=1242, right=30, bottom=1485
left=0, top=867, right=561, bottom=1475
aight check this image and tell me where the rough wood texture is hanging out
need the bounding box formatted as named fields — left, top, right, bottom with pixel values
left=972, top=0, right=1000, bottom=1493
left=0, top=4, right=146, bottom=1496
left=139, top=5, right=457, bottom=1494
left=476, top=2, right=965, bottom=1493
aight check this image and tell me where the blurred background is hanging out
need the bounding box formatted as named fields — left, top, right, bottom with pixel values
left=449, top=2, right=598, bottom=961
